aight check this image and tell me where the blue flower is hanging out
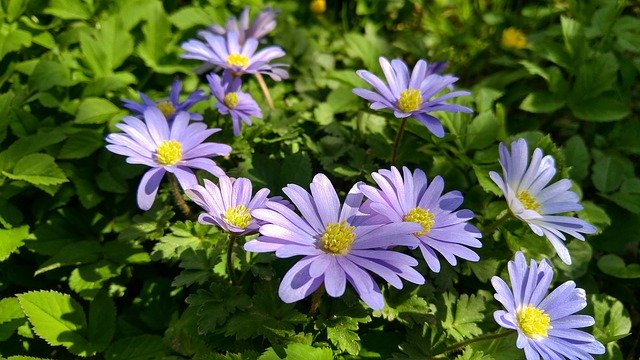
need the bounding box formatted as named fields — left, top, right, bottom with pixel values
left=492, top=251, right=605, bottom=359
left=489, top=138, right=596, bottom=265
left=203, top=7, right=279, bottom=45
left=353, top=57, right=472, bottom=137
left=122, top=79, right=207, bottom=122
left=207, top=71, right=262, bottom=136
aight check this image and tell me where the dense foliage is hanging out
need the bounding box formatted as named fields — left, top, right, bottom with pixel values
left=0, top=0, right=638, bottom=359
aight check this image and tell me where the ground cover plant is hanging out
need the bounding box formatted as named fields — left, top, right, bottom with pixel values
left=0, top=0, right=639, bottom=359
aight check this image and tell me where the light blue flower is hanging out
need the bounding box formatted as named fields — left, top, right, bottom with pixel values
left=207, top=71, right=262, bottom=136
left=122, top=79, right=207, bottom=122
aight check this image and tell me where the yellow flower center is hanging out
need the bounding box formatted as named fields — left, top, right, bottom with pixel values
left=398, top=88, right=422, bottom=113
left=226, top=53, right=250, bottom=68
left=501, top=27, right=528, bottom=49
left=516, top=191, right=541, bottom=213
left=224, top=205, right=252, bottom=229
left=155, top=140, right=182, bottom=166
left=404, top=207, right=435, bottom=236
left=224, top=92, right=239, bottom=109
left=157, top=102, right=176, bottom=117
left=516, top=305, right=552, bottom=339
left=320, top=221, right=356, bottom=255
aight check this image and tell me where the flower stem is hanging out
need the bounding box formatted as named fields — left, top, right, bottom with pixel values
left=483, top=211, right=514, bottom=236
left=391, top=117, right=409, bottom=165
left=254, top=73, right=274, bottom=109
left=431, top=330, right=512, bottom=359
left=227, top=234, right=238, bottom=285
left=309, top=286, right=325, bottom=316
left=168, top=174, right=193, bottom=220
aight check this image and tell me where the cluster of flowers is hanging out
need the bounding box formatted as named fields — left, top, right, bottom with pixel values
left=105, top=6, right=604, bottom=360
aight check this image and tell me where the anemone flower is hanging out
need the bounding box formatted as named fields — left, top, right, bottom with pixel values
left=181, top=31, right=288, bottom=81
left=105, top=108, right=231, bottom=210
left=207, top=71, right=262, bottom=136
left=359, top=166, right=482, bottom=272
left=489, top=138, right=597, bottom=265
left=352, top=57, right=472, bottom=138
left=185, top=176, right=273, bottom=236
left=244, top=173, right=425, bottom=310
left=122, top=79, right=207, bottom=122
left=492, top=251, right=605, bottom=359
left=203, top=7, right=278, bottom=45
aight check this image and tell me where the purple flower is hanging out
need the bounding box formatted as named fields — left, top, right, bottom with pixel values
left=181, top=31, right=288, bottom=81
left=122, top=79, right=207, bottom=122
left=489, top=138, right=596, bottom=265
left=492, top=251, right=605, bottom=359
left=207, top=71, right=262, bottom=136
left=244, top=174, right=425, bottom=310
left=353, top=57, right=472, bottom=138
left=105, top=108, right=231, bottom=210
left=359, top=166, right=482, bottom=273
left=203, top=7, right=279, bottom=45
left=185, top=176, right=272, bottom=236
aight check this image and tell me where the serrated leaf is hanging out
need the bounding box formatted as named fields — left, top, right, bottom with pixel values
left=88, top=290, right=116, bottom=352
left=441, top=293, right=486, bottom=341
left=0, top=129, right=67, bottom=171
left=326, top=316, right=366, bottom=355
left=186, top=283, right=251, bottom=335
left=0, top=297, right=27, bottom=341
left=105, top=335, right=170, bottom=360
left=2, top=153, right=68, bottom=186
left=258, top=343, right=334, bottom=360
left=17, top=291, right=93, bottom=356
left=597, top=254, right=640, bottom=279
left=591, top=294, right=631, bottom=344
left=75, top=97, right=123, bottom=124
left=68, top=261, right=123, bottom=300
left=0, top=225, right=29, bottom=261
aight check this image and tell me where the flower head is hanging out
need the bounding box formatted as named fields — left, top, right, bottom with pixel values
left=207, top=71, right=262, bottom=136
left=359, top=167, right=482, bottom=272
left=122, top=79, right=207, bottom=122
left=492, top=251, right=605, bottom=359
left=205, top=7, right=278, bottom=45
left=105, top=108, right=231, bottom=210
left=181, top=31, right=289, bottom=81
left=489, top=139, right=596, bottom=265
left=502, top=27, right=528, bottom=49
left=244, top=173, right=425, bottom=310
left=353, top=57, right=472, bottom=138
left=185, top=176, right=273, bottom=235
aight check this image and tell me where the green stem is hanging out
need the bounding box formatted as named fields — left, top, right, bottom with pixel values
left=483, top=211, right=513, bottom=236
left=309, top=286, right=325, bottom=316
left=227, top=234, right=238, bottom=285
left=168, top=174, right=194, bottom=220
left=391, top=117, right=409, bottom=165
left=431, top=330, right=512, bottom=359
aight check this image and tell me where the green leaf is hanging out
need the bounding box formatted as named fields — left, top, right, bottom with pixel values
left=563, top=135, right=590, bottom=182
left=169, top=6, right=217, bottom=30
left=103, top=240, right=150, bottom=265
left=0, top=128, right=67, bottom=171
left=17, top=291, right=93, bottom=356
left=186, top=283, right=251, bottom=335
left=68, top=261, right=123, bottom=300
left=569, top=92, right=630, bottom=122
left=604, top=177, right=640, bottom=214
left=0, top=23, right=32, bottom=58
left=374, top=288, right=435, bottom=325
left=326, top=316, right=364, bottom=355
left=58, top=130, right=105, bottom=159
left=105, top=335, right=170, bottom=360
left=0, top=297, right=27, bottom=341
left=137, top=1, right=173, bottom=71
left=597, top=254, right=640, bottom=279
left=553, top=239, right=592, bottom=281
left=327, top=86, right=360, bottom=113
left=465, top=112, right=500, bottom=150
left=591, top=151, right=634, bottom=193
left=591, top=294, right=632, bottom=344
left=75, top=97, right=123, bottom=124
left=344, top=32, right=382, bottom=70
left=44, top=0, right=92, bottom=19
left=259, top=343, right=334, bottom=360
left=519, top=91, right=565, bottom=113
left=35, top=240, right=102, bottom=275
left=561, top=16, right=586, bottom=61
left=441, top=293, right=486, bottom=341
left=0, top=225, right=29, bottom=261
left=473, top=164, right=502, bottom=196
left=88, top=290, right=116, bottom=352
left=28, top=60, right=73, bottom=91
left=314, top=103, right=334, bottom=126
left=572, top=52, right=618, bottom=100
left=2, top=153, right=68, bottom=187
left=473, top=87, right=503, bottom=113
left=577, top=201, right=611, bottom=232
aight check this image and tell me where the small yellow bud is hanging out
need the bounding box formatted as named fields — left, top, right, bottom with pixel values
left=501, top=27, right=528, bottom=49
left=311, top=0, right=326, bottom=14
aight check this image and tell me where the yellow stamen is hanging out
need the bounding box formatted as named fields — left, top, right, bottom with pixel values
left=224, top=205, right=252, bottom=229
left=517, top=305, right=552, bottom=339
left=320, top=221, right=356, bottom=255
left=501, top=27, right=528, bottom=49
left=226, top=53, right=250, bottom=68
left=157, top=102, right=176, bottom=117
left=517, top=191, right=541, bottom=213
left=155, top=140, right=182, bottom=166
left=404, top=207, right=435, bottom=236
left=398, top=88, right=422, bottom=113
left=224, top=92, right=239, bottom=109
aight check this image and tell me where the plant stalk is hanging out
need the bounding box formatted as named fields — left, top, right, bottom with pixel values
left=227, top=234, right=238, bottom=285
left=431, top=330, right=512, bottom=359
left=391, top=117, right=409, bottom=165
left=168, top=174, right=193, bottom=219
left=254, top=73, right=274, bottom=109
left=309, top=286, right=325, bottom=316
